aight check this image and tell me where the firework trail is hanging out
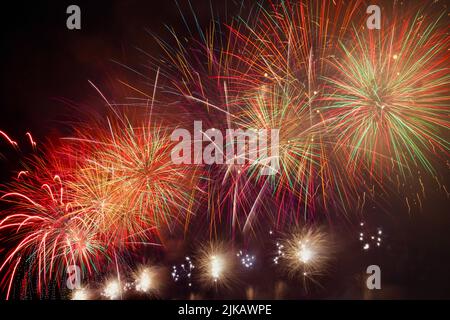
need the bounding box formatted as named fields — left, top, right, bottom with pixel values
left=0, top=131, right=18, bottom=148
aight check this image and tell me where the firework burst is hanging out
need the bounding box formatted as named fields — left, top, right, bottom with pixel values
left=67, top=119, right=200, bottom=247
left=131, top=265, right=165, bottom=295
left=278, top=226, right=333, bottom=281
left=196, top=242, right=235, bottom=288
left=71, top=288, right=90, bottom=300
left=0, top=167, right=106, bottom=298
left=102, top=278, right=122, bottom=300
left=323, top=10, right=450, bottom=176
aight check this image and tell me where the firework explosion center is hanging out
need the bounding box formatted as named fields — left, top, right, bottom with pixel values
left=170, top=121, right=280, bottom=175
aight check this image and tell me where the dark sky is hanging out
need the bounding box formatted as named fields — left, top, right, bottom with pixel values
left=0, top=0, right=212, bottom=139
left=0, top=0, right=449, bottom=299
